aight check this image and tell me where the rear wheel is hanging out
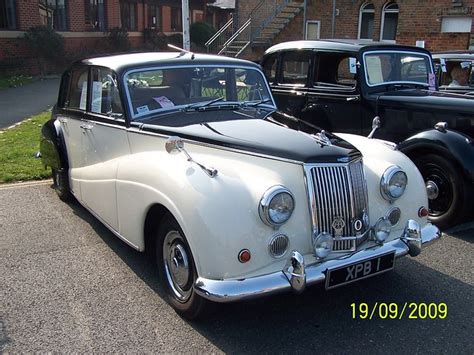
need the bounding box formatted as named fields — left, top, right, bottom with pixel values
left=52, top=168, right=71, bottom=202
left=156, top=214, right=209, bottom=320
left=412, top=153, right=464, bottom=229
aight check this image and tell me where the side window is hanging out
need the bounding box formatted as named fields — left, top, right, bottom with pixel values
left=91, top=68, right=123, bottom=117
left=66, top=68, right=89, bottom=110
left=262, top=54, right=278, bottom=84
left=314, top=53, right=356, bottom=89
left=337, top=57, right=357, bottom=87
left=279, top=51, right=311, bottom=86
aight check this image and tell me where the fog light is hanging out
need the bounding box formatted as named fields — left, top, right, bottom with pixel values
left=313, top=232, right=333, bottom=259
left=238, top=249, right=251, bottom=263
left=374, top=218, right=391, bottom=243
left=418, top=206, right=429, bottom=218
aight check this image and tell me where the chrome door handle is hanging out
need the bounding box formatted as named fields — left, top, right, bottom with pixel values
left=80, top=123, right=94, bottom=131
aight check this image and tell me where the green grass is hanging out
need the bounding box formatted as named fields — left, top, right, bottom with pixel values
left=0, top=75, right=34, bottom=90
left=0, top=111, right=52, bottom=183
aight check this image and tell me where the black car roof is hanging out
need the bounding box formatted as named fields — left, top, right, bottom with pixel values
left=432, top=51, right=474, bottom=60
left=264, top=39, right=432, bottom=56
left=74, top=51, right=261, bottom=74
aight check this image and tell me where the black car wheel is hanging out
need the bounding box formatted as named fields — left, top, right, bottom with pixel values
left=413, top=154, right=464, bottom=228
left=52, top=168, right=71, bottom=202
left=156, top=213, right=209, bottom=320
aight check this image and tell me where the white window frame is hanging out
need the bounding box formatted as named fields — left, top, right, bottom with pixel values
left=380, top=2, right=399, bottom=42
left=358, top=2, right=375, bottom=40
left=305, top=20, right=320, bottom=40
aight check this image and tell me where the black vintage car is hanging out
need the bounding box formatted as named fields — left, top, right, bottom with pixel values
left=261, top=40, right=474, bottom=228
left=432, top=51, right=474, bottom=95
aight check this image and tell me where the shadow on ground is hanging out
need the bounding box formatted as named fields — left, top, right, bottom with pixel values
left=67, top=194, right=473, bottom=353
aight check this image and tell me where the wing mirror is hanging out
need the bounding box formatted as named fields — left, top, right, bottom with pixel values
left=165, top=136, right=184, bottom=154
left=165, top=136, right=218, bottom=178
left=368, top=116, right=381, bottom=139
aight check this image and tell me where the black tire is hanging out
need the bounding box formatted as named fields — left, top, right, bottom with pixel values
left=52, top=168, right=71, bottom=202
left=156, top=213, right=209, bottom=320
left=412, top=153, right=465, bottom=229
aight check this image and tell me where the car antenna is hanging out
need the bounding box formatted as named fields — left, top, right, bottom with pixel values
left=167, top=44, right=195, bottom=60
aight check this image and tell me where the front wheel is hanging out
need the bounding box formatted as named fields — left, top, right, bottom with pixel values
left=412, top=154, right=465, bottom=229
left=156, top=214, right=209, bottom=320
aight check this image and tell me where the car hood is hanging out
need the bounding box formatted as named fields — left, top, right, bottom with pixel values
left=373, top=88, right=474, bottom=115
left=139, top=108, right=361, bottom=164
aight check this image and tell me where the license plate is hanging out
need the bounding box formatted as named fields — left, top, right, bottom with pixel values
left=325, top=251, right=395, bottom=289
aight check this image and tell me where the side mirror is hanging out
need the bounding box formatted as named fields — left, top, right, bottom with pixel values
left=165, top=136, right=184, bottom=154
left=368, top=116, right=381, bottom=139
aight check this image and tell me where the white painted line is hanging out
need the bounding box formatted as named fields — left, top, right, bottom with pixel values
left=0, top=179, right=53, bottom=190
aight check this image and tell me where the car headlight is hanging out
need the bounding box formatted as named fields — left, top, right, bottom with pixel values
left=259, top=186, right=295, bottom=227
left=380, top=166, right=407, bottom=202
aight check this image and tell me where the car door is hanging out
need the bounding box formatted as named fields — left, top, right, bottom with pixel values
left=306, top=52, right=362, bottom=133
left=78, top=67, right=130, bottom=231
left=58, top=66, right=91, bottom=200
left=265, top=50, right=311, bottom=117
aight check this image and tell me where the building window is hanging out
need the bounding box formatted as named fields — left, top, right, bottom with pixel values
left=39, top=0, right=68, bottom=31
left=148, top=4, right=161, bottom=30
left=170, top=6, right=182, bottom=31
left=441, top=16, right=472, bottom=33
left=381, top=2, right=398, bottom=41
left=192, top=9, right=203, bottom=23
left=358, top=3, right=374, bottom=40
left=120, top=1, right=136, bottom=31
left=0, top=0, right=16, bottom=29
left=85, top=0, right=105, bottom=31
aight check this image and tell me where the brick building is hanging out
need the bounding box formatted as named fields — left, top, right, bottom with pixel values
left=0, top=0, right=233, bottom=74
left=230, top=0, right=473, bottom=60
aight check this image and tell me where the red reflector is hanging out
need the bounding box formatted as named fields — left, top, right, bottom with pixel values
left=418, top=207, right=429, bottom=218
left=238, top=249, right=251, bottom=263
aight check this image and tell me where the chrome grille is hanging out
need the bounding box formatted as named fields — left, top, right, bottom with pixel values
left=307, top=159, right=368, bottom=252
left=268, top=234, right=289, bottom=258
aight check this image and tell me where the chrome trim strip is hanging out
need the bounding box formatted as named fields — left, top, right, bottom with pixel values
left=194, top=224, right=441, bottom=303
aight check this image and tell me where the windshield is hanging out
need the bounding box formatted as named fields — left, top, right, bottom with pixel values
left=363, top=51, right=434, bottom=87
left=124, top=66, right=274, bottom=119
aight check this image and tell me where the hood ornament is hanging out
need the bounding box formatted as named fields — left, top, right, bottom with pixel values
left=313, top=130, right=332, bottom=147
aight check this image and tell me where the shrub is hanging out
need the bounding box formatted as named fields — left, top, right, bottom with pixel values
left=106, top=27, right=130, bottom=52
left=167, top=33, right=183, bottom=48
left=23, top=26, right=64, bottom=76
left=190, top=22, right=216, bottom=48
left=143, top=29, right=168, bottom=50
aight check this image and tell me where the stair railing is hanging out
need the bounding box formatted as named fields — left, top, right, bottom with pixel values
left=205, top=17, right=234, bottom=54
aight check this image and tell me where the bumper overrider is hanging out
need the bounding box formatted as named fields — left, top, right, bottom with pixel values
left=194, top=220, right=441, bottom=303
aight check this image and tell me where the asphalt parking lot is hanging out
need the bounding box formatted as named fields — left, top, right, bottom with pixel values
left=0, top=181, right=473, bottom=353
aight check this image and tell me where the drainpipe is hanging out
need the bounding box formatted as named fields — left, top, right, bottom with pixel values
left=331, top=0, right=336, bottom=38
left=182, top=0, right=190, bottom=50
left=303, top=0, right=307, bottom=39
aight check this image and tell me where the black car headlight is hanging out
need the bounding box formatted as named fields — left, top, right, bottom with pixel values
left=259, top=186, right=295, bottom=227
left=380, top=166, right=407, bottom=202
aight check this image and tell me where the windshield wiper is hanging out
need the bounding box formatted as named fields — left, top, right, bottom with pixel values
left=183, top=97, right=225, bottom=111
left=239, top=98, right=274, bottom=108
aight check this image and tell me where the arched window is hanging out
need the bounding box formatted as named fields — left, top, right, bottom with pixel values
left=358, top=3, right=375, bottom=40
left=381, top=2, right=399, bottom=41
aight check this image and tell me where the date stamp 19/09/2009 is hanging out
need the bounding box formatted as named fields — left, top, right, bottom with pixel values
left=351, top=303, right=448, bottom=320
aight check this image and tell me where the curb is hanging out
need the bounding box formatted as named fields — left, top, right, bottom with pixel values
left=0, top=179, right=53, bottom=190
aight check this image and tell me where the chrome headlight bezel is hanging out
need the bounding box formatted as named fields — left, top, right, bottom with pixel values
left=380, top=166, right=408, bottom=202
left=259, top=185, right=295, bottom=227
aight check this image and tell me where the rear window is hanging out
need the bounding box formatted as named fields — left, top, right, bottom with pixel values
left=279, top=51, right=311, bottom=86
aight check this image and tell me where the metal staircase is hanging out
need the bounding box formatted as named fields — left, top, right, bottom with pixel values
left=205, top=0, right=304, bottom=57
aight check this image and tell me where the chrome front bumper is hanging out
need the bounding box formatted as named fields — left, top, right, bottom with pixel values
left=194, top=222, right=441, bottom=303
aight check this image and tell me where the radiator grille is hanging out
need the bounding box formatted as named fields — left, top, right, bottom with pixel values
left=308, top=159, right=368, bottom=252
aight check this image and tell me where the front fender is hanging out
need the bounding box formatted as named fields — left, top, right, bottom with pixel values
left=397, top=128, right=474, bottom=183
left=116, top=139, right=313, bottom=281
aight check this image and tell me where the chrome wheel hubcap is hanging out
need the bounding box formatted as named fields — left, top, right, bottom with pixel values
left=426, top=180, right=439, bottom=200
left=163, top=231, right=192, bottom=302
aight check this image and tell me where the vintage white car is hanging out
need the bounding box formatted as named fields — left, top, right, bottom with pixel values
left=40, top=51, right=441, bottom=319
